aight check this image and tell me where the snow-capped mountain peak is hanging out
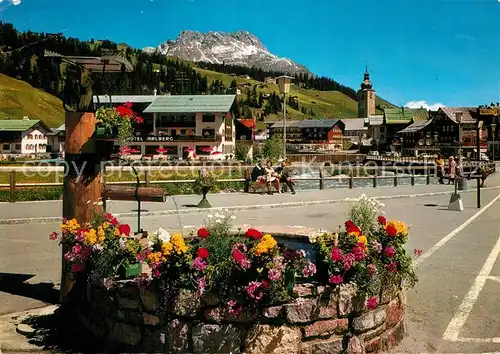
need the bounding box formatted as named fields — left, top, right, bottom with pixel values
left=143, top=30, right=309, bottom=75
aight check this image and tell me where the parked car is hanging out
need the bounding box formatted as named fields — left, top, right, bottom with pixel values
left=480, top=153, right=489, bottom=162
left=368, top=151, right=380, bottom=156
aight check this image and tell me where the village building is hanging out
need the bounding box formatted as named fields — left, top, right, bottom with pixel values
left=93, top=94, right=237, bottom=159
left=341, top=118, right=368, bottom=144
left=46, top=124, right=66, bottom=155
left=0, top=119, right=51, bottom=155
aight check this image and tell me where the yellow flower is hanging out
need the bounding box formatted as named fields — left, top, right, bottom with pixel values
left=254, top=234, right=277, bottom=256
left=114, top=228, right=120, bottom=236
left=356, top=235, right=368, bottom=245
left=102, top=221, right=110, bottom=229
left=171, top=233, right=189, bottom=254
left=84, top=229, right=97, bottom=246
left=387, top=220, right=408, bottom=237
left=60, top=218, right=80, bottom=234
left=97, top=226, right=105, bottom=244
left=162, top=242, right=174, bottom=256
left=147, top=252, right=163, bottom=264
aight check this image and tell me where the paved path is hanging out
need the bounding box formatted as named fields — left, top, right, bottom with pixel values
left=1, top=175, right=500, bottom=352
left=2, top=172, right=500, bottom=223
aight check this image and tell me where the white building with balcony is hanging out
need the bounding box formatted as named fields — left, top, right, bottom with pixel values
left=0, top=119, right=51, bottom=155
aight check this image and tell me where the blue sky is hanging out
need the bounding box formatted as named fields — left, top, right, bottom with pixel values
left=2, top=0, right=499, bottom=108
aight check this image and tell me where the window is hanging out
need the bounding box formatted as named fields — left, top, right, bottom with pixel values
left=202, top=129, right=216, bottom=138
left=15, top=144, right=21, bottom=150
left=39, top=143, right=44, bottom=149
left=28, top=134, right=33, bottom=139
left=202, top=114, right=216, bottom=123
left=2, top=144, right=9, bottom=151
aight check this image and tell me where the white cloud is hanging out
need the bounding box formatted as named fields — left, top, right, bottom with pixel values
left=404, top=100, right=445, bottom=111
left=0, top=0, right=22, bottom=5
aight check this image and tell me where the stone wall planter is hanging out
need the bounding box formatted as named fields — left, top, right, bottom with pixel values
left=72, top=279, right=406, bottom=353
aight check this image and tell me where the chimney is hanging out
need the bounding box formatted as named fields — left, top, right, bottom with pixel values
left=23, top=116, right=29, bottom=120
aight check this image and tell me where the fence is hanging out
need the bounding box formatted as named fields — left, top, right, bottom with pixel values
left=1, top=162, right=495, bottom=202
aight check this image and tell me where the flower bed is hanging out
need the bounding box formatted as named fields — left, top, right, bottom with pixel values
left=52, top=195, right=419, bottom=353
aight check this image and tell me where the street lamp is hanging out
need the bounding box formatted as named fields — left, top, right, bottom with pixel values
left=491, top=122, right=497, bottom=162
left=276, top=75, right=293, bottom=159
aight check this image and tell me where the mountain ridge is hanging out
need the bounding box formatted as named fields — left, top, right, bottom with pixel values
left=144, top=30, right=310, bottom=75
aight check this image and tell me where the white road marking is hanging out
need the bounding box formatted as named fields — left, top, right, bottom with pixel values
left=415, top=192, right=500, bottom=267
left=442, top=232, right=500, bottom=341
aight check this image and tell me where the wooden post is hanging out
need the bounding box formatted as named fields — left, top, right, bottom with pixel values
left=349, top=176, right=354, bottom=189
left=145, top=170, right=151, bottom=187
left=477, top=177, right=481, bottom=208
left=373, top=176, right=377, bottom=188
left=9, top=171, right=16, bottom=203
left=426, top=174, right=431, bottom=185
left=61, top=112, right=102, bottom=303
left=319, top=168, right=324, bottom=190
left=394, top=175, right=398, bottom=187
left=411, top=174, right=415, bottom=186
left=244, top=168, right=250, bottom=193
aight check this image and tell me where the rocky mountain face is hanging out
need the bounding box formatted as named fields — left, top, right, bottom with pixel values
left=144, top=30, right=310, bottom=75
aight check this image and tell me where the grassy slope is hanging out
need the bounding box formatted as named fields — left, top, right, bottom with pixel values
left=0, top=73, right=64, bottom=127
left=0, top=61, right=395, bottom=128
left=193, top=67, right=392, bottom=120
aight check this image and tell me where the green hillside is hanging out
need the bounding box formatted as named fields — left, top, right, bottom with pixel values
left=0, top=73, right=64, bottom=127
left=193, top=67, right=390, bottom=121
left=0, top=65, right=394, bottom=128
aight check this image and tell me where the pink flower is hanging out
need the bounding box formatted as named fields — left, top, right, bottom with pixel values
left=367, top=264, right=378, bottom=275
left=72, top=244, right=83, bottom=255
left=153, top=269, right=161, bottom=278
left=366, top=296, right=378, bottom=309
left=64, top=251, right=75, bottom=262
left=329, top=274, right=343, bottom=285
left=330, top=247, right=343, bottom=262
left=245, top=281, right=264, bottom=301
left=227, top=300, right=243, bottom=317
left=302, top=262, right=316, bottom=277
left=232, top=245, right=251, bottom=269
left=413, top=248, right=423, bottom=257
left=371, top=241, right=382, bottom=253
left=49, top=232, right=58, bottom=240
left=102, top=278, right=114, bottom=290
left=343, top=253, right=356, bottom=271
left=192, top=257, right=207, bottom=272
left=268, top=268, right=281, bottom=281
left=196, top=276, right=206, bottom=296
left=353, top=245, right=366, bottom=261
left=386, top=262, right=398, bottom=273
left=384, top=246, right=396, bottom=258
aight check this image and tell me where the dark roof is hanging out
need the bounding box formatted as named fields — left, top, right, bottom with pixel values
left=271, top=119, right=340, bottom=129
left=399, top=119, right=433, bottom=133
left=439, top=107, right=477, bottom=123
left=144, top=95, right=236, bottom=113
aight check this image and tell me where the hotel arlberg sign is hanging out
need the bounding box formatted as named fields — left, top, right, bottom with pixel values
left=479, top=107, right=500, bottom=116
left=131, top=135, right=175, bottom=142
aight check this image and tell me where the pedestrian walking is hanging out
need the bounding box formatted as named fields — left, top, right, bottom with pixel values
left=447, top=156, right=456, bottom=185
left=435, top=155, right=445, bottom=184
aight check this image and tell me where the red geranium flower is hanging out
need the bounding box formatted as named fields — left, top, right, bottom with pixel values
left=330, top=247, right=343, bottom=262
left=386, top=224, right=398, bottom=237
left=118, top=224, right=131, bottom=236
left=49, top=232, right=58, bottom=241
left=377, top=216, right=387, bottom=226
left=135, top=116, right=144, bottom=124
left=329, top=274, right=343, bottom=285
left=197, top=228, right=210, bottom=239
left=116, top=105, right=133, bottom=117
left=124, top=101, right=133, bottom=109
left=384, top=246, right=396, bottom=258
left=345, top=220, right=355, bottom=229
left=71, top=263, right=84, bottom=273
left=245, top=228, right=262, bottom=240
left=366, top=296, right=378, bottom=310
left=196, top=247, right=210, bottom=259
left=105, top=213, right=118, bottom=225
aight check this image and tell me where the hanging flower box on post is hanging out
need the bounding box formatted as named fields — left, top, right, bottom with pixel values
left=94, top=102, right=144, bottom=142
left=193, top=172, right=216, bottom=208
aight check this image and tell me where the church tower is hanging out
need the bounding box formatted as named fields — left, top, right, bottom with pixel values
left=357, top=67, right=376, bottom=118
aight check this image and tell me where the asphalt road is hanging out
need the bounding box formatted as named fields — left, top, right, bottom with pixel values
left=1, top=189, right=500, bottom=353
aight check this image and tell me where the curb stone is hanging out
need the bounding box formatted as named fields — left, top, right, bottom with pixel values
left=1, top=186, right=499, bottom=225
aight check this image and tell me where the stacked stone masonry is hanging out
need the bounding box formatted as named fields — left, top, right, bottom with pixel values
left=76, top=281, right=406, bottom=353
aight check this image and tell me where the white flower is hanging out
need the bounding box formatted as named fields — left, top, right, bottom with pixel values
left=119, top=238, right=127, bottom=250
left=215, top=219, right=222, bottom=223
left=93, top=244, right=103, bottom=251
left=207, top=214, right=214, bottom=219
left=215, top=213, right=224, bottom=219
left=295, top=298, right=306, bottom=305
left=156, top=228, right=171, bottom=243
left=299, top=249, right=306, bottom=257
left=231, top=215, right=237, bottom=220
